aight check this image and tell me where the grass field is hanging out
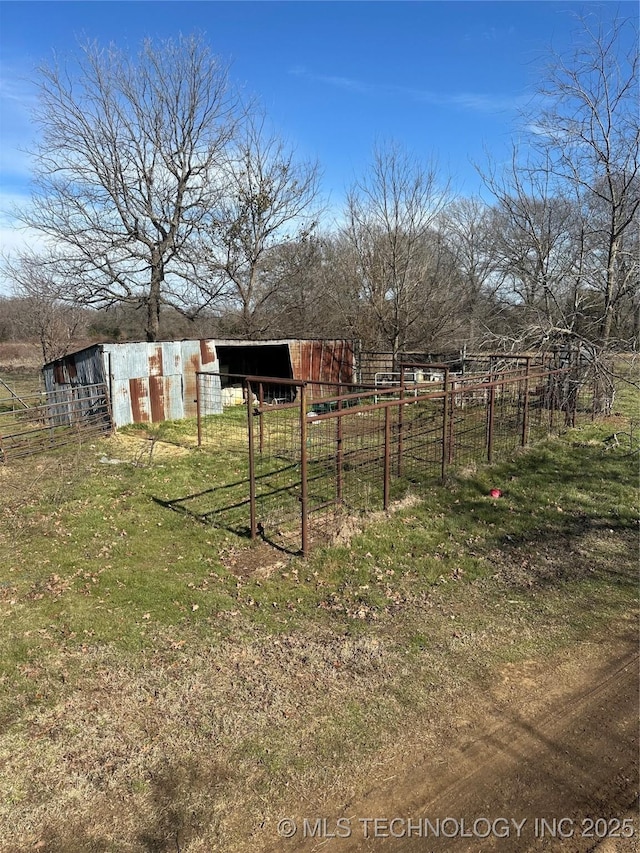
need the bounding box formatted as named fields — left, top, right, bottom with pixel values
left=0, top=362, right=637, bottom=852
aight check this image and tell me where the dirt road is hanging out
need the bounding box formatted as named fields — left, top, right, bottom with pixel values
left=270, top=631, right=639, bottom=852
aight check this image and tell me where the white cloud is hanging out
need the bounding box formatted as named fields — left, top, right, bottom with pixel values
left=290, top=68, right=525, bottom=114
left=0, top=70, right=39, bottom=184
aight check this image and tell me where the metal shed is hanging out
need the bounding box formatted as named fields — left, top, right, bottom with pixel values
left=43, top=338, right=355, bottom=428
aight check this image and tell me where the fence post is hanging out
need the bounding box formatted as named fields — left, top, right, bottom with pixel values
left=486, top=357, right=495, bottom=462
left=336, top=396, right=343, bottom=503
left=487, top=379, right=496, bottom=463
left=384, top=405, right=391, bottom=510
left=441, top=368, right=450, bottom=481
left=196, top=372, right=202, bottom=447
left=397, top=368, right=405, bottom=476
left=246, top=379, right=257, bottom=541
left=448, top=376, right=455, bottom=465
left=258, top=381, right=264, bottom=453
left=521, top=357, right=531, bottom=446
left=300, top=382, right=309, bottom=557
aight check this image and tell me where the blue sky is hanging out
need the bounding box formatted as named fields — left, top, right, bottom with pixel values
left=0, top=0, right=636, bottom=283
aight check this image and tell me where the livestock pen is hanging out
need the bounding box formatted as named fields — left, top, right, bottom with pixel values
left=157, top=357, right=608, bottom=555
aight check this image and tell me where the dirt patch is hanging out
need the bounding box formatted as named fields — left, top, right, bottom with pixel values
left=332, top=494, right=423, bottom=547
left=266, top=631, right=639, bottom=852
left=219, top=541, right=290, bottom=578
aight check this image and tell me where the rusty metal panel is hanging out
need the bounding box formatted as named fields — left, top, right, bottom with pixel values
left=162, top=341, right=182, bottom=375
left=289, top=341, right=302, bottom=380
left=164, top=374, right=184, bottom=420
left=288, top=340, right=354, bottom=385
left=129, top=377, right=150, bottom=423
left=200, top=339, right=217, bottom=365
left=322, top=341, right=334, bottom=383
left=148, top=345, right=164, bottom=377
left=338, top=341, right=355, bottom=384
left=181, top=340, right=202, bottom=418
left=297, top=340, right=311, bottom=381
left=110, top=378, right=133, bottom=426
left=43, top=344, right=106, bottom=390
left=104, top=341, right=148, bottom=381
left=148, top=375, right=165, bottom=422
left=313, top=341, right=323, bottom=381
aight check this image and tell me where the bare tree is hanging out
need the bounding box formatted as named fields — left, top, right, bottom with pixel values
left=20, top=34, right=243, bottom=341
left=441, top=197, right=506, bottom=348
left=202, top=114, right=322, bottom=337
left=527, top=13, right=639, bottom=348
left=252, top=235, right=329, bottom=338
left=343, top=142, right=452, bottom=362
left=4, top=251, right=87, bottom=361
left=481, top=149, right=589, bottom=347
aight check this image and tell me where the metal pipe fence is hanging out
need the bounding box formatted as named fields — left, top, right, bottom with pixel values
left=0, top=383, right=113, bottom=462
left=192, top=361, right=611, bottom=556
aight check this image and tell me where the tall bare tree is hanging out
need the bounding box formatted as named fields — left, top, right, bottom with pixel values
left=481, top=149, right=588, bottom=346
left=203, top=114, right=322, bottom=337
left=20, top=34, right=243, bottom=341
left=441, top=197, right=506, bottom=348
left=343, top=141, right=452, bottom=362
left=526, top=13, right=639, bottom=348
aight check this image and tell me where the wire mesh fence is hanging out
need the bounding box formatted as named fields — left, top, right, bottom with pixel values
left=191, top=361, right=613, bottom=555
left=0, top=383, right=112, bottom=462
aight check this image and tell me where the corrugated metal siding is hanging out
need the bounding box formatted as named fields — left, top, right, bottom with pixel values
left=102, top=340, right=221, bottom=425
left=45, top=340, right=222, bottom=427
left=43, top=339, right=353, bottom=428
left=110, top=376, right=133, bottom=426
left=129, top=377, right=150, bottom=423
left=289, top=340, right=354, bottom=386
left=181, top=340, right=204, bottom=419
left=43, top=345, right=106, bottom=391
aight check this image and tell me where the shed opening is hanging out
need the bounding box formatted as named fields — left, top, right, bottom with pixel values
left=216, top=344, right=295, bottom=402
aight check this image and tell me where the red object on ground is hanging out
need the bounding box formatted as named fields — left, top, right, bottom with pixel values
left=490, top=488, right=502, bottom=498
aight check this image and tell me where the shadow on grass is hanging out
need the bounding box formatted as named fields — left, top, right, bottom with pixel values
left=151, top=461, right=306, bottom=554
left=137, top=758, right=229, bottom=853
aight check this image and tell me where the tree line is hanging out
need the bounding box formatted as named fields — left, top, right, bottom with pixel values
left=1, top=17, right=638, bottom=365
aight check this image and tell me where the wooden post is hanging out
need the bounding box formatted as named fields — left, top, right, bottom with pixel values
left=448, top=375, right=455, bottom=465
left=487, top=381, right=496, bottom=463
left=336, top=396, right=343, bottom=503
left=397, top=368, right=405, bottom=477
left=487, top=357, right=495, bottom=463
left=258, top=381, right=264, bottom=453
left=521, top=357, right=531, bottom=446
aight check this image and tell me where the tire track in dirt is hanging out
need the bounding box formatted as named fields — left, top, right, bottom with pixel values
left=271, top=634, right=638, bottom=853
